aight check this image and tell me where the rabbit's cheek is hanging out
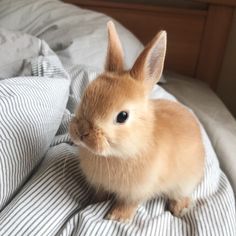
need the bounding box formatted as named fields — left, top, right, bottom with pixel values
left=69, top=118, right=81, bottom=143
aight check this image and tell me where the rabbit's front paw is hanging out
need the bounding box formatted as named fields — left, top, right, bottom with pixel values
left=105, top=201, right=138, bottom=223
left=168, top=197, right=192, bottom=217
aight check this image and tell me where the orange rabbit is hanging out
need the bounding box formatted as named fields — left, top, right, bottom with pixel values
left=69, top=21, right=205, bottom=222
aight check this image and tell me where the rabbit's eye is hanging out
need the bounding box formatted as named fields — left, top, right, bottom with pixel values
left=116, top=111, right=129, bottom=123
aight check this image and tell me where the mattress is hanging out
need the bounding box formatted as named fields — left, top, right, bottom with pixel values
left=0, top=0, right=235, bottom=235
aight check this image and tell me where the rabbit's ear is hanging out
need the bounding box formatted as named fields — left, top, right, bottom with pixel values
left=105, top=21, right=124, bottom=72
left=130, top=31, right=167, bottom=88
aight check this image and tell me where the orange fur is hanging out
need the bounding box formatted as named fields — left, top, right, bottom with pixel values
left=69, top=21, right=205, bottom=222
left=105, top=21, right=124, bottom=72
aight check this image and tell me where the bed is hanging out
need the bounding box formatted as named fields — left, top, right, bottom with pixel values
left=0, top=0, right=235, bottom=235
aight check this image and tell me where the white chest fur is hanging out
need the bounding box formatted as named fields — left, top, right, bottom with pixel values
left=79, top=150, right=160, bottom=203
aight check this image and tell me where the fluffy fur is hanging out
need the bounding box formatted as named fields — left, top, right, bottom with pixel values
left=69, top=21, right=205, bottom=222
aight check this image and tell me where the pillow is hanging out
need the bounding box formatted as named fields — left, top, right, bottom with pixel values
left=0, top=32, right=70, bottom=210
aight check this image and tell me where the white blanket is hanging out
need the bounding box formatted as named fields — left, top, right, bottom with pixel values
left=0, top=31, right=235, bottom=235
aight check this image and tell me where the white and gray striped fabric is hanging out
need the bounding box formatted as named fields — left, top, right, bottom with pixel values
left=0, top=32, right=235, bottom=235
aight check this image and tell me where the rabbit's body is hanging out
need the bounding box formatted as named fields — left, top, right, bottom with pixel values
left=69, top=22, right=205, bottom=222
left=79, top=99, right=204, bottom=203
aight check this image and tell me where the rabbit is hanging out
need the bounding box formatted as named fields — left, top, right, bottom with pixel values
left=69, top=21, right=205, bottom=222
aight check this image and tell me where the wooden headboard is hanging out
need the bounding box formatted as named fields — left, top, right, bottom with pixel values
left=64, top=0, right=235, bottom=90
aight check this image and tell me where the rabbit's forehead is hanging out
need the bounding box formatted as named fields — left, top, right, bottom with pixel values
left=81, top=74, right=144, bottom=120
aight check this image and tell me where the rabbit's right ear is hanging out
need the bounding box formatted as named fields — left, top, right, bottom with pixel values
left=130, top=31, right=167, bottom=89
left=105, top=21, right=124, bottom=72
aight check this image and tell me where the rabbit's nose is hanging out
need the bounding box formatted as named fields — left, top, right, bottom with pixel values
left=80, top=132, right=89, bottom=141
left=78, top=119, right=90, bottom=140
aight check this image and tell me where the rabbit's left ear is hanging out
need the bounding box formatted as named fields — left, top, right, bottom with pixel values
left=130, top=31, right=167, bottom=88
left=105, top=21, right=124, bottom=72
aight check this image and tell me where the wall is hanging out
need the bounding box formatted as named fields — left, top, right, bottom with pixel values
left=217, top=9, right=236, bottom=118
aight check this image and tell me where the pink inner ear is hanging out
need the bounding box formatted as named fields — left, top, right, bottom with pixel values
left=130, top=31, right=166, bottom=85
left=148, top=41, right=166, bottom=80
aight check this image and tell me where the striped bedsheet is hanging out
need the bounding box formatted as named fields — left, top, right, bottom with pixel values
left=0, top=37, right=235, bottom=236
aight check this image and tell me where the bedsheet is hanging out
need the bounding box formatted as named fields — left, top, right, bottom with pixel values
left=0, top=29, right=235, bottom=236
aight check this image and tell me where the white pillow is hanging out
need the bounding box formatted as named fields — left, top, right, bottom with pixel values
left=0, top=30, right=70, bottom=210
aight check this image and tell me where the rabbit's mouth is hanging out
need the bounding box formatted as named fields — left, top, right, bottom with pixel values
left=78, top=134, right=111, bottom=157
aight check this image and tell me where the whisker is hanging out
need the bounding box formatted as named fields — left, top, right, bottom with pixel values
left=105, top=157, right=111, bottom=201
left=83, top=154, right=98, bottom=203
left=94, top=155, right=102, bottom=200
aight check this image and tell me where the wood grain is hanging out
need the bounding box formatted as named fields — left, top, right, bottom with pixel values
left=194, top=0, right=236, bottom=7
left=195, top=5, right=234, bottom=89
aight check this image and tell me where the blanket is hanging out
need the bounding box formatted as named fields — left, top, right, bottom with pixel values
left=0, top=28, right=235, bottom=236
